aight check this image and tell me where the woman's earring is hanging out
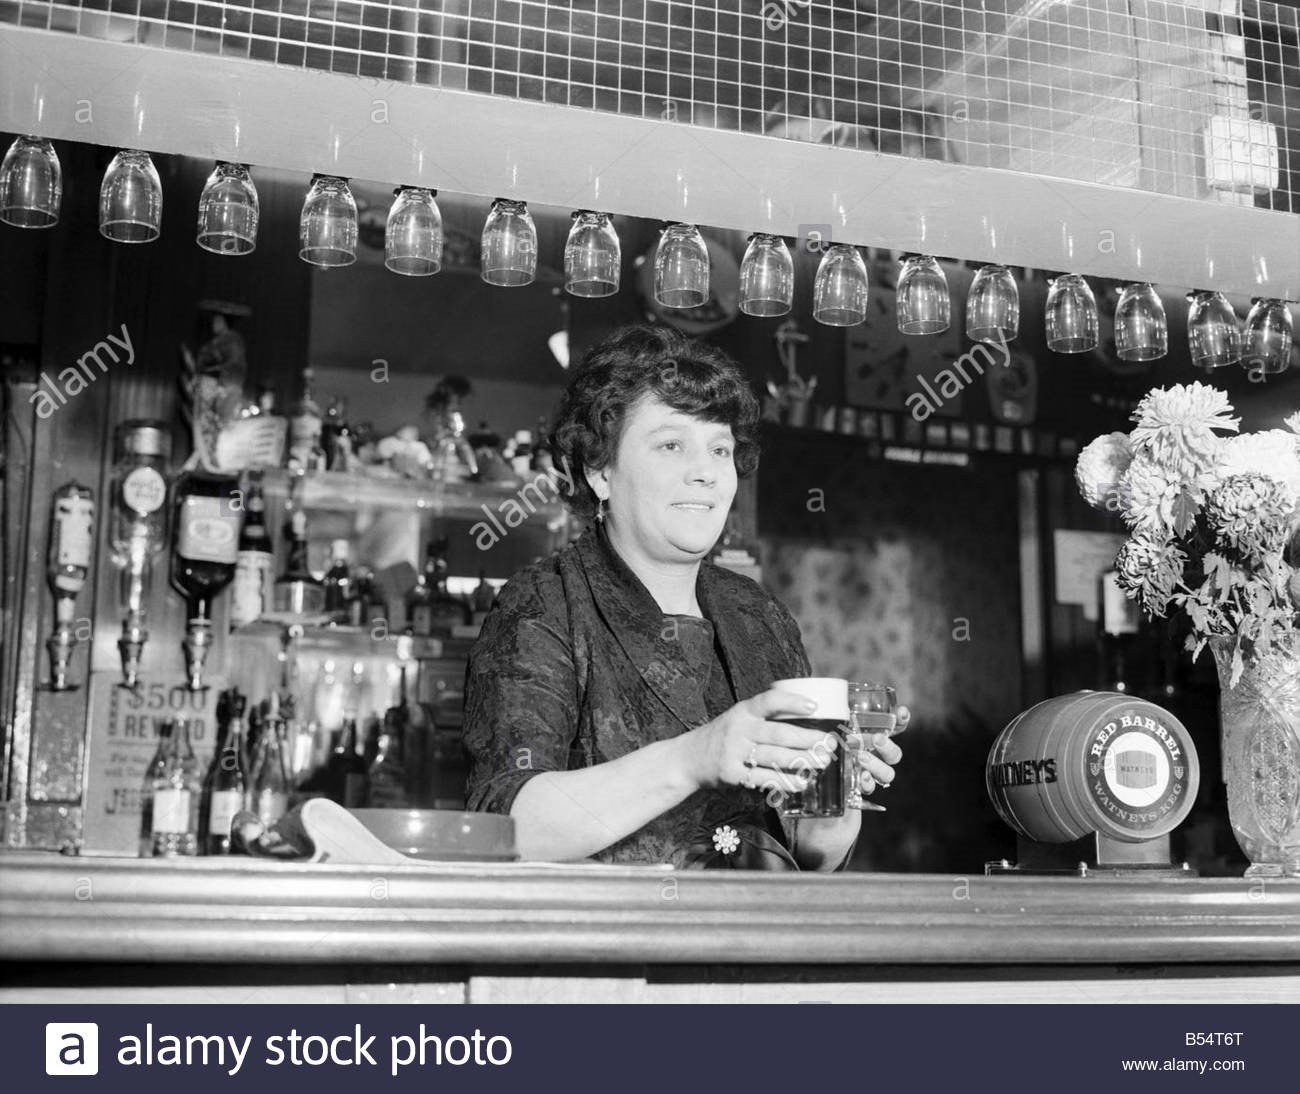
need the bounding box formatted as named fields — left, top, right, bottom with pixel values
left=596, top=498, right=606, bottom=523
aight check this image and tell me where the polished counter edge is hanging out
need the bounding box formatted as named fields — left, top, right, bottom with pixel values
left=2, top=852, right=1298, bottom=966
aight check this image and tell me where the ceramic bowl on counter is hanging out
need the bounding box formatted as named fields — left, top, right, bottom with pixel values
left=349, top=809, right=517, bottom=862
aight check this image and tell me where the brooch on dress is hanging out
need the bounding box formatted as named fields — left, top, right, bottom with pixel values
left=712, top=824, right=740, bottom=855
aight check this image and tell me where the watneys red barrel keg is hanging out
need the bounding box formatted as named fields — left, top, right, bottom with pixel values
left=985, top=691, right=1200, bottom=843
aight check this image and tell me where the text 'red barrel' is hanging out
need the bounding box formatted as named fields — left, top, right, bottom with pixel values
left=985, top=691, right=1200, bottom=843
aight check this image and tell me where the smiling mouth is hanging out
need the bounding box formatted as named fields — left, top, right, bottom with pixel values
left=671, top=502, right=715, bottom=511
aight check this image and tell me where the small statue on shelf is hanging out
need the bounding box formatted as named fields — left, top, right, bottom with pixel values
left=422, top=375, right=479, bottom=483
left=178, top=302, right=286, bottom=473
left=764, top=319, right=817, bottom=428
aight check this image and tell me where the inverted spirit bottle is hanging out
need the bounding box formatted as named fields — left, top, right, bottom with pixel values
left=45, top=482, right=95, bottom=690
left=171, top=469, right=242, bottom=689
left=151, top=718, right=200, bottom=857
left=111, top=420, right=171, bottom=687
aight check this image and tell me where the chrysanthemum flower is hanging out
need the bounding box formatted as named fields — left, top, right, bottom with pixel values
left=1074, top=432, right=1133, bottom=512
left=1218, top=431, right=1300, bottom=512
left=1120, top=457, right=1184, bottom=534
left=1129, top=382, right=1239, bottom=474
left=1114, top=532, right=1185, bottom=617
left=1205, top=474, right=1292, bottom=562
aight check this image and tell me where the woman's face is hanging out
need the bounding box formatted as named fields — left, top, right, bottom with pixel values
left=588, top=396, right=738, bottom=562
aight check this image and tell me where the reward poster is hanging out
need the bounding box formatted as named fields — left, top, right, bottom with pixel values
left=82, top=672, right=222, bottom=855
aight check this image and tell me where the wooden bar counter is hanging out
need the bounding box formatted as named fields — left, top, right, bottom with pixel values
left=2, top=852, right=1298, bottom=1003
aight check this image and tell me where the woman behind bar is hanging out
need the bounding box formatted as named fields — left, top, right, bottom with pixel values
left=463, top=325, right=905, bottom=869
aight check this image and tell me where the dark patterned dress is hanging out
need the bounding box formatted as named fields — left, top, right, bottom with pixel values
left=464, top=525, right=851, bottom=870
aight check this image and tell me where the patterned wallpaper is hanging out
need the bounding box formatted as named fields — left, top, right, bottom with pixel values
left=757, top=430, right=1024, bottom=870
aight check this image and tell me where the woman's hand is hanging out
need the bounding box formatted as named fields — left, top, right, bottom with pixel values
left=846, top=704, right=908, bottom=804
left=683, top=688, right=842, bottom=798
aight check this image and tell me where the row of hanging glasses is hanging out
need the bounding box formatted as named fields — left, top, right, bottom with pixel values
left=1, top=135, right=1292, bottom=373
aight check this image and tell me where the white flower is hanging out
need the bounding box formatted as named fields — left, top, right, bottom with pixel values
left=1129, top=382, right=1239, bottom=474
left=1075, top=432, right=1133, bottom=512
left=712, top=825, right=740, bottom=855
left=1285, top=412, right=1300, bottom=436
left=1218, top=431, right=1300, bottom=512
left=1120, top=457, right=1184, bottom=534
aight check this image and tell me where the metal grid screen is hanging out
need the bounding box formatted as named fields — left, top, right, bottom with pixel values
left=2, top=0, right=1297, bottom=213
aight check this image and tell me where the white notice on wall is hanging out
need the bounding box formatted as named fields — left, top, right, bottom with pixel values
left=1053, top=530, right=1128, bottom=622
left=82, top=672, right=221, bottom=856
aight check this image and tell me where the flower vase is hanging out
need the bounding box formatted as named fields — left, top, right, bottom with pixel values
left=1210, top=636, right=1300, bottom=876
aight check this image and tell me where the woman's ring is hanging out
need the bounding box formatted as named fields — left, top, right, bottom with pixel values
left=744, top=745, right=758, bottom=769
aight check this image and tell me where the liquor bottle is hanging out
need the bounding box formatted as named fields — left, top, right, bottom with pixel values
left=347, top=567, right=386, bottom=630
left=426, top=535, right=467, bottom=631
left=263, top=686, right=306, bottom=789
left=310, top=658, right=346, bottom=759
left=138, top=721, right=171, bottom=857
left=404, top=543, right=435, bottom=635
left=510, top=429, right=533, bottom=477
left=45, top=482, right=95, bottom=690
left=110, top=420, right=171, bottom=688
left=244, top=701, right=264, bottom=782
left=256, top=383, right=277, bottom=416
left=321, top=397, right=356, bottom=471
left=531, top=417, right=554, bottom=475
left=400, top=668, right=436, bottom=806
left=200, top=686, right=232, bottom=837
left=322, top=539, right=352, bottom=617
left=361, top=713, right=382, bottom=769
left=171, top=469, right=242, bottom=690
left=150, top=718, right=201, bottom=857
left=320, top=397, right=342, bottom=464
left=429, top=728, right=469, bottom=811
left=287, top=367, right=324, bottom=471
left=1098, top=564, right=1141, bottom=694
left=468, top=569, right=497, bottom=626
left=204, top=693, right=247, bottom=855
left=249, top=715, right=290, bottom=826
left=366, top=702, right=409, bottom=809
left=468, top=420, right=503, bottom=479
left=273, top=474, right=325, bottom=615
left=229, top=471, right=274, bottom=628
left=327, top=718, right=369, bottom=808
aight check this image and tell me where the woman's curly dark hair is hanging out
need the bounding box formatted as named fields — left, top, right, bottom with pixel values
left=550, top=324, right=761, bottom=521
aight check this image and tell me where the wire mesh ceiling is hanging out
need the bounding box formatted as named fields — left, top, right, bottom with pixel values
left=2, top=0, right=1297, bottom=212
